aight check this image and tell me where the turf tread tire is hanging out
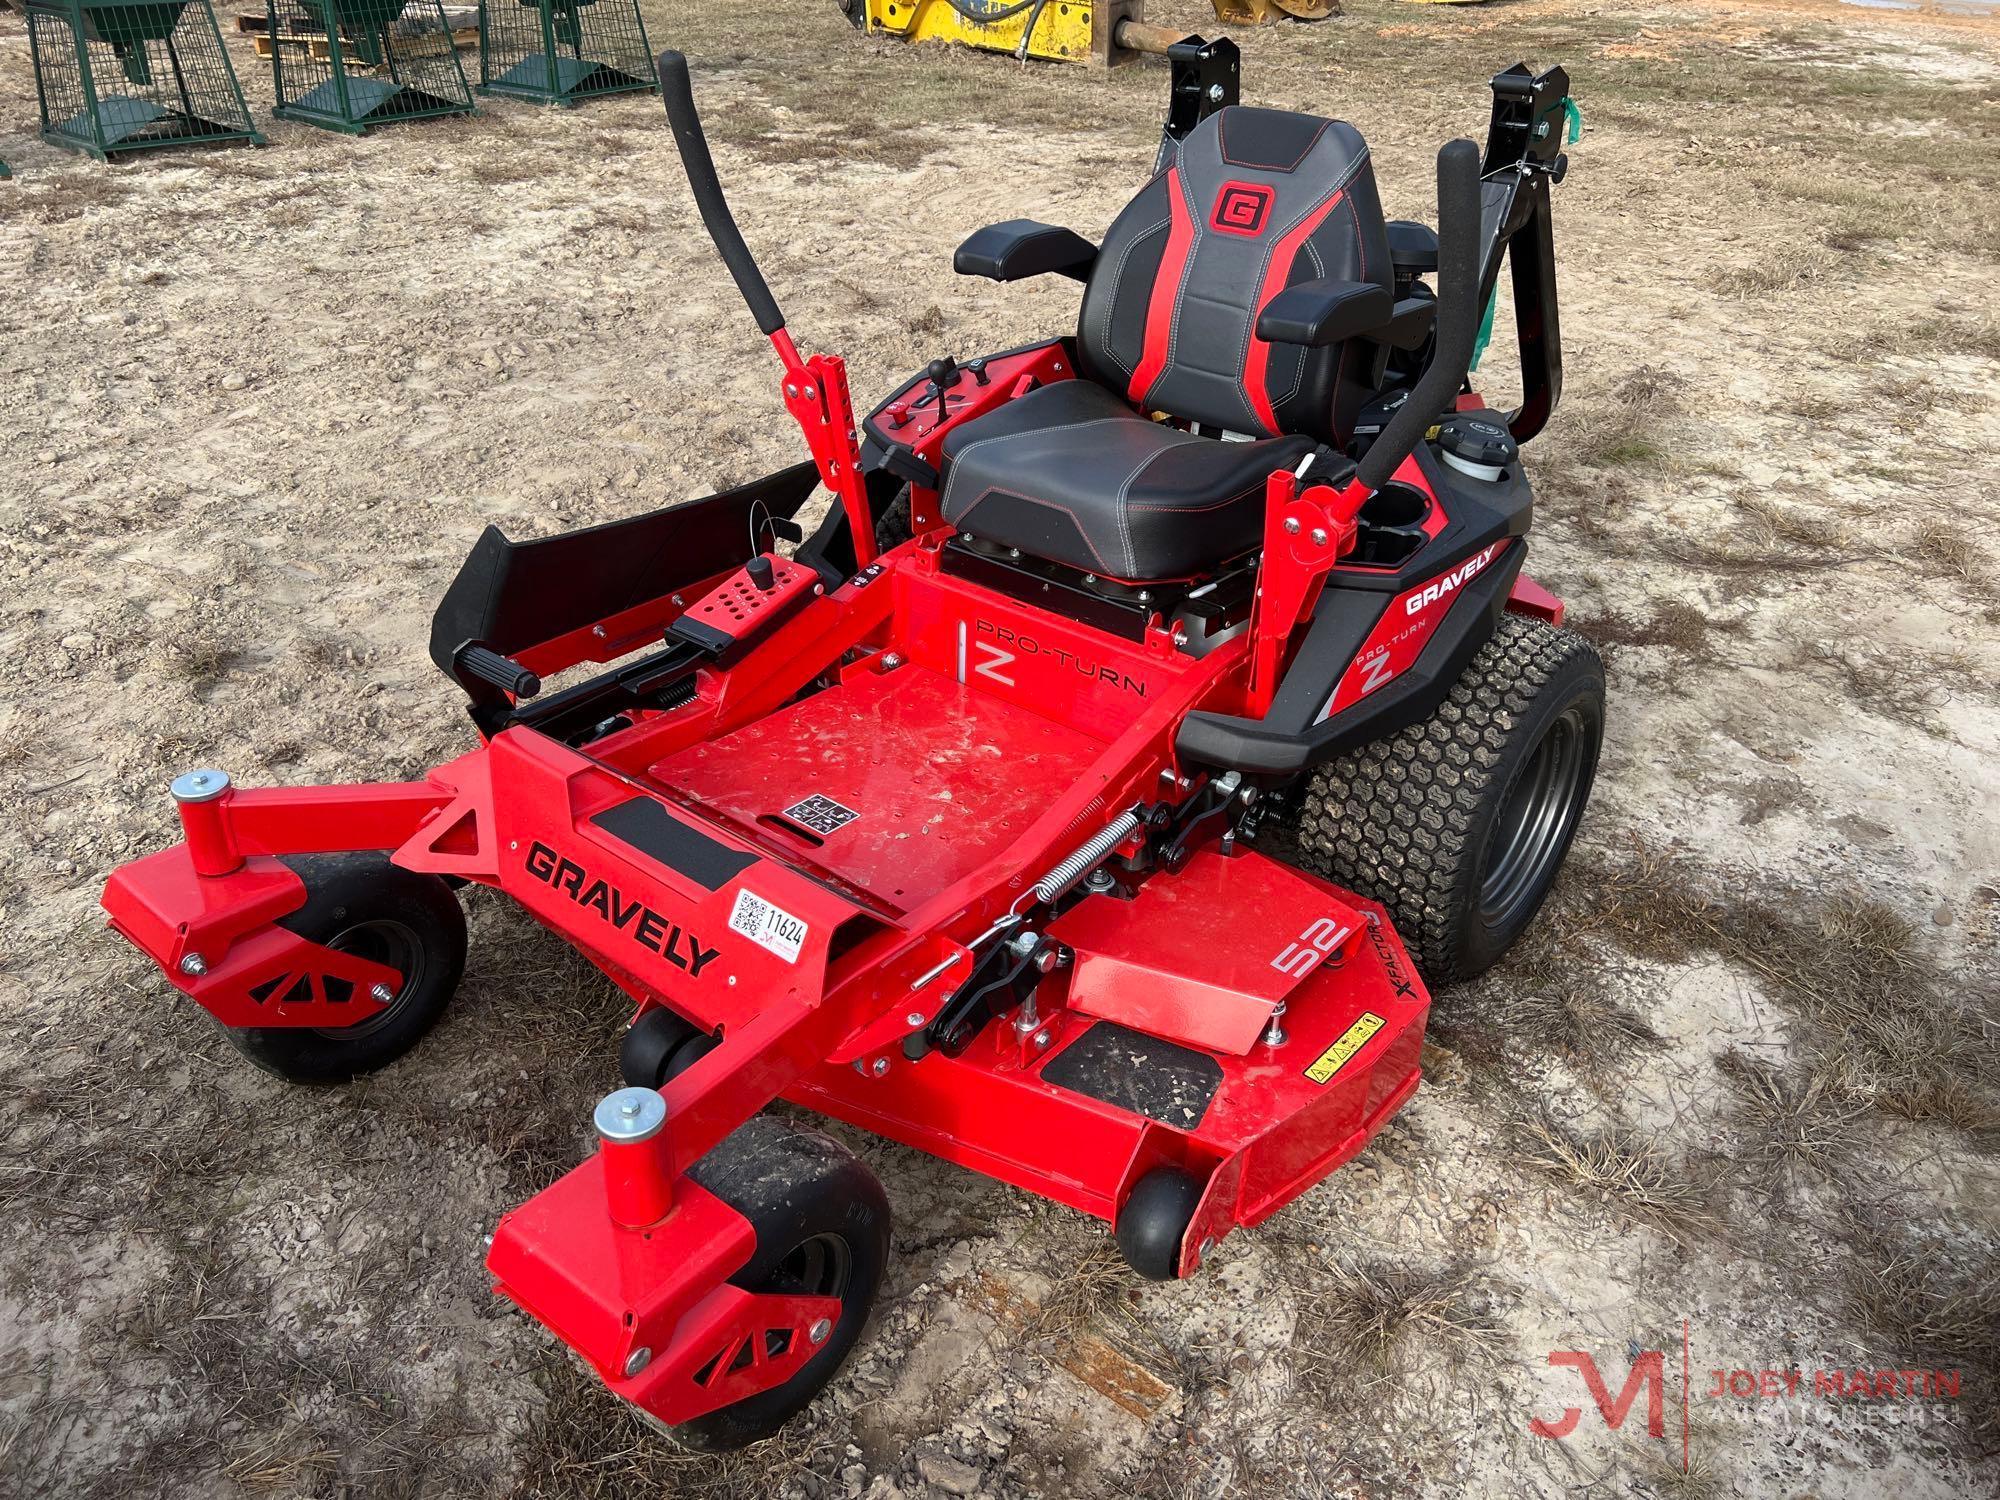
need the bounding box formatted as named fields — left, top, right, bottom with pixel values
left=874, top=484, right=914, bottom=554
left=1293, top=614, right=1603, bottom=986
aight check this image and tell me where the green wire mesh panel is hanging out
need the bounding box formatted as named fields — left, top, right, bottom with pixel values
left=26, top=0, right=263, bottom=159
left=267, top=0, right=474, bottom=134
left=477, top=0, right=655, bottom=107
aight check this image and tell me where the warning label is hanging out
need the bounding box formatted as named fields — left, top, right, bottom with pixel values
left=1305, top=1012, right=1387, bottom=1085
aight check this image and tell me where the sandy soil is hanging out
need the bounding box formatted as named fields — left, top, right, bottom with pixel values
left=2, top=1, right=1997, bottom=1496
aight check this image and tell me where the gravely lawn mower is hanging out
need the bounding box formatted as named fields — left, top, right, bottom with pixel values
left=102, top=39, right=1600, bottom=1448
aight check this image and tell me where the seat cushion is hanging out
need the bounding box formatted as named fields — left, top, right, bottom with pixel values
left=938, top=380, right=1311, bottom=582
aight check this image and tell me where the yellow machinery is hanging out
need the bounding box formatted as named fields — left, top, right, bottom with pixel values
left=856, top=0, right=1333, bottom=67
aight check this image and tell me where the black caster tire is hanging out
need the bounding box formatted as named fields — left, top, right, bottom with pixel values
left=1294, top=615, right=1605, bottom=986
left=663, top=1117, right=891, bottom=1451
left=228, top=852, right=466, bottom=1084
left=619, top=1008, right=717, bottom=1088
left=1116, top=1167, right=1202, bottom=1281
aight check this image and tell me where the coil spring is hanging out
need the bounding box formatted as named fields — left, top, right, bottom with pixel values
left=1026, top=809, right=1143, bottom=907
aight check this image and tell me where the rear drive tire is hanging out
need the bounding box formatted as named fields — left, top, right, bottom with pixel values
left=874, top=483, right=914, bottom=553
left=664, top=1117, right=891, bottom=1451
left=228, top=853, right=466, bottom=1083
left=1293, top=614, right=1604, bottom=985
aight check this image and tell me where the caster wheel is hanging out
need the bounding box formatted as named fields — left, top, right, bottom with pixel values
left=620, top=1009, right=719, bottom=1088
left=228, top=852, right=466, bottom=1084
left=1115, top=1167, right=1202, bottom=1281
left=662, top=1117, right=891, bottom=1451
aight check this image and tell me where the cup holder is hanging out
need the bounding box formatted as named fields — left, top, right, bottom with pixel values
left=1351, top=483, right=1433, bottom=567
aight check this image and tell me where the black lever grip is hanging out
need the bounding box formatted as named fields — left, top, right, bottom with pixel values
left=457, top=644, right=541, bottom=700
left=657, top=49, right=786, bottom=338
left=1355, top=138, right=1483, bottom=493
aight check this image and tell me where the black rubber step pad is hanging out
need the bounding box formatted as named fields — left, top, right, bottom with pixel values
left=1038, top=1022, right=1222, bottom=1131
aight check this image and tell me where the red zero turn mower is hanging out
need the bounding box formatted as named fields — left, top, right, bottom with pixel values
left=102, top=40, right=1601, bottom=1447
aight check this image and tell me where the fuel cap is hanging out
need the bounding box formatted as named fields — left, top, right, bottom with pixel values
left=1437, top=412, right=1518, bottom=481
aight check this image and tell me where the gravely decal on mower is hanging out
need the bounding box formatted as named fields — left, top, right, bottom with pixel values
left=1406, top=541, right=1502, bottom=615
left=523, top=841, right=722, bottom=976
left=1318, top=540, right=1514, bottom=722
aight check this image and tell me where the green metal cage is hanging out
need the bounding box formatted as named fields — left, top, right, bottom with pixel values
left=477, top=0, right=655, bottom=108
left=266, top=0, right=474, bottom=134
left=26, top=0, right=263, bottom=159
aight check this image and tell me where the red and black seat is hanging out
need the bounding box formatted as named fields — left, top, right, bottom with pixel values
left=943, top=105, right=1397, bottom=581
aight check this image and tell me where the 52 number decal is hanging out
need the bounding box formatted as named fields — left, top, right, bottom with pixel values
left=1271, top=915, right=1352, bottom=979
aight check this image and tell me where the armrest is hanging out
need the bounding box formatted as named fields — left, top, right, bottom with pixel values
left=1254, top=279, right=1394, bottom=348
left=954, top=220, right=1099, bottom=284
left=1387, top=220, right=1440, bottom=277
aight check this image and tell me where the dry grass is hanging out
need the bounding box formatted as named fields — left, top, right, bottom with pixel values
left=1567, top=366, right=1680, bottom=471
left=1904, top=518, right=1986, bottom=581
left=1017, top=1241, right=1130, bottom=1355
left=1293, top=1257, right=1506, bottom=1380
left=1812, top=641, right=1984, bottom=734
left=1869, top=373, right=1990, bottom=434
left=1848, top=1242, right=2000, bottom=1448
left=1708, top=245, right=1836, bottom=297
left=1714, top=1048, right=1869, bottom=1191
left=1572, top=600, right=1729, bottom=664
left=1556, top=844, right=2000, bottom=1144
left=511, top=1347, right=837, bottom=1500
left=15, top=172, right=132, bottom=225
left=1515, top=1115, right=1721, bottom=1245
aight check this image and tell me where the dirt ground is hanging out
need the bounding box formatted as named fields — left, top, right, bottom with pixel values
left=3, top=0, right=1998, bottom=1495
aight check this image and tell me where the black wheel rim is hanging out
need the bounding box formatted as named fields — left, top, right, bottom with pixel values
left=316, top=917, right=425, bottom=1040
left=770, top=1232, right=852, bottom=1302
left=762, top=1231, right=851, bottom=1364
left=1479, top=704, right=1596, bottom=928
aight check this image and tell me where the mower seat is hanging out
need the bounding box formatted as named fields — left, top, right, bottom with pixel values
left=942, top=104, right=1394, bottom=581
left=939, top=381, right=1310, bottom=580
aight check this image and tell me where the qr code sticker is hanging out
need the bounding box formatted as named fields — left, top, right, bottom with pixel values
left=729, top=888, right=809, bottom=964
left=781, top=794, right=860, bottom=836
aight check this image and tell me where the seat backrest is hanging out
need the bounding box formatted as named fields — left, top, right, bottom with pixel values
left=1076, top=106, right=1394, bottom=445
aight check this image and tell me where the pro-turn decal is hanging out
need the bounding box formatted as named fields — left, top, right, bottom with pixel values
left=956, top=619, right=1150, bottom=698
left=729, top=887, right=809, bottom=965
left=781, top=794, right=859, bottom=836
left=1305, top=1012, right=1387, bottom=1085
left=522, top=841, right=720, bottom=977
left=1318, top=539, right=1514, bottom=723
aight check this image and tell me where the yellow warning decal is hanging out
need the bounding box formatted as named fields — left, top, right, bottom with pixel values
left=1305, top=1012, right=1387, bottom=1085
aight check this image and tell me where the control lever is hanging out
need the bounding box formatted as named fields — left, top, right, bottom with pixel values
left=916, top=355, right=960, bottom=415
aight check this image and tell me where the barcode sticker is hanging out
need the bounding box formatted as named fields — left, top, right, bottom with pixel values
left=729, top=887, right=809, bottom=964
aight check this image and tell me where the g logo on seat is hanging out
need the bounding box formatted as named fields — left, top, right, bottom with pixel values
left=1211, top=182, right=1274, bottom=237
